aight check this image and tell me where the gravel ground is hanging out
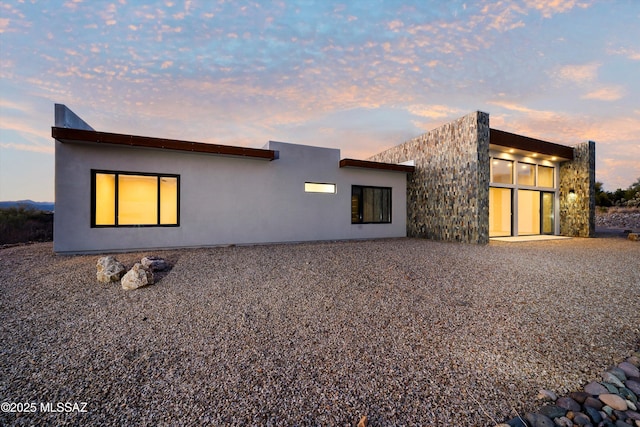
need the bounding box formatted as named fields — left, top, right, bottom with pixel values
left=1, top=237, right=639, bottom=426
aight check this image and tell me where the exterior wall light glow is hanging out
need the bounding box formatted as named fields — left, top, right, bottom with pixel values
left=568, top=189, right=577, bottom=201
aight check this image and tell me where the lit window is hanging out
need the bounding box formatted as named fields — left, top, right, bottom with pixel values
left=92, top=170, right=179, bottom=227
left=351, top=185, right=391, bottom=224
left=517, top=163, right=535, bottom=186
left=305, top=182, right=336, bottom=194
left=537, top=166, right=554, bottom=188
left=491, top=159, right=513, bottom=184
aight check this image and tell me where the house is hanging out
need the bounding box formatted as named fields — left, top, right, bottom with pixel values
left=52, top=106, right=594, bottom=254
left=52, top=104, right=413, bottom=254
left=369, top=111, right=595, bottom=243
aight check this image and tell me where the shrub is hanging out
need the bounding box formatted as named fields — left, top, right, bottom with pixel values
left=0, top=207, right=53, bottom=245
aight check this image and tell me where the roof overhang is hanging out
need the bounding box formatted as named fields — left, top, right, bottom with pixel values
left=339, top=158, right=415, bottom=173
left=489, top=128, right=574, bottom=161
left=52, top=127, right=278, bottom=160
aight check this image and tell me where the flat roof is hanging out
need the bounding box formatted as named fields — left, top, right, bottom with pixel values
left=339, top=158, right=415, bottom=173
left=490, top=128, right=574, bottom=160
left=52, top=127, right=278, bottom=160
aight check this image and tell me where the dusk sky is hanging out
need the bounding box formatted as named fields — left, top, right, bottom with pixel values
left=1, top=0, right=639, bottom=202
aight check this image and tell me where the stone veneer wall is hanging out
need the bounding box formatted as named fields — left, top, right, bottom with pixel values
left=559, top=140, right=596, bottom=237
left=369, top=111, right=490, bottom=244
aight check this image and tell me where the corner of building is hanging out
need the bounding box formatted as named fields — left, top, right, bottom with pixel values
left=559, top=140, right=596, bottom=237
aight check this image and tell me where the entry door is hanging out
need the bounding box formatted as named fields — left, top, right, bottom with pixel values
left=541, top=192, right=554, bottom=235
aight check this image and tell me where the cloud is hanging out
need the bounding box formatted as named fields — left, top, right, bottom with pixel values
left=0, top=142, right=54, bottom=154
left=523, top=0, right=592, bottom=18
left=407, top=104, right=462, bottom=119
left=555, top=63, right=600, bottom=84
left=582, top=86, right=625, bottom=101
left=608, top=47, right=640, bottom=61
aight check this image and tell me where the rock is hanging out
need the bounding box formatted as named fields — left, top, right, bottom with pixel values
left=609, top=367, right=629, bottom=382
left=585, top=382, right=609, bottom=395
left=585, top=406, right=603, bottom=423
left=357, top=415, right=367, bottom=427
left=603, top=382, right=621, bottom=394
left=558, top=397, right=582, bottom=412
left=525, top=412, right=555, bottom=427
left=619, top=362, right=640, bottom=379
left=554, top=416, right=573, bottom=426
left=599, top=394, right=628, bottom=411
left=628, top=233, right=639, bottom=241
left=627, top=356, right=640, bottom=368
left=121, top=263, right=154, bottom=290
left=571, top=392, right=591, bottom=404
left=603, top=372, right=626, bottom=388
left=96, top=256, right=126, bottom=283
left=539, top=404, right=567, bottom=419
left=538, top=389, right=558, bottom=401
left=626, top=400, right=637, bottom=411
left=584, top=396, right=604, bottom=409
left=626, top=380, right=640, bottom=396
left=572, top=411, right=591, bottom=426
left=626, top=411, right=640, bottom=421
left=619, top=387, right=638, bottom=403
left=505, top=416, right=528, bottom=427
left=141, top=256, right=168, bottom=271
left=615, top=420, right=633, bottom=427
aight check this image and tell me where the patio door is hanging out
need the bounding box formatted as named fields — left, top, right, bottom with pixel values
left=541, top=192, right=554, bottom=235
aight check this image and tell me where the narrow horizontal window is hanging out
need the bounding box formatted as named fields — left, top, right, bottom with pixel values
left=351, top=185, right=391, bottom=224
left=92, top=170, right=179, bottom=227
left=305, top=182, right=336, bottom=194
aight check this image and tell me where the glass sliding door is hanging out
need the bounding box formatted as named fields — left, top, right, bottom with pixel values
left=517, top=190, right=540, bottom=235
left=489, top=187, right=511, bottom=237
left=541, top=192, right=554, bottom=235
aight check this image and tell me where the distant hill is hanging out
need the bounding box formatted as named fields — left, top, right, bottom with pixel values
left=0, top=200, right=55, bottom=212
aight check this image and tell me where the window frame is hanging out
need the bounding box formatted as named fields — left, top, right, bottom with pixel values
left=91, top=169, right=180, bottom=228
left=351, top=185, right=392, bottom=224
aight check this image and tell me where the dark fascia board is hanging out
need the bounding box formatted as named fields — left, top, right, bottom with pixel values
left=339, top=158, right=415, bottom=173
left=490, top=128, right=574, bottom=160
left=52, top=127, right=277, bottom=160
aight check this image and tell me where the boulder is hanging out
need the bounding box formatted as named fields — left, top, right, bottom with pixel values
left=599, top=394, right=628, bottom=411
left=96, top=256, right=126, bottom=283
left=141, top=256, right=168, bottom=271
left=121, top=263, right=154, bottom=290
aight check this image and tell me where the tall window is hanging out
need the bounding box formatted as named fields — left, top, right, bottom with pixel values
left=92, top=170, right=179, bottom=227
left=351, top=185, right=391, bottom=224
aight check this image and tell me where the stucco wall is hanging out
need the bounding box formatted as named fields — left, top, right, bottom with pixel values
left=369, top=111, right=490, bottom=244
left=54, top=140, right=408, bottom=254
left=559, top=140, right=596, bottom=237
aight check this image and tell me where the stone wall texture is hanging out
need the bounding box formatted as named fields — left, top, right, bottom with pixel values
left=559, top=141, right=596, bottom=237
left=369, top=111, right=490, bottom=244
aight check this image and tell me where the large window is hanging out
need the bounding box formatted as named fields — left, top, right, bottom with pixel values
left=351, top=186, right=391, bottom=224
left=92, top=170, right=179, bottom=227
left=491, top=159, right=513, bottom=184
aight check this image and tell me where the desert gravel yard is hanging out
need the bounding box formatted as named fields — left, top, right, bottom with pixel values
left=1, top=237, right=639, bottom=426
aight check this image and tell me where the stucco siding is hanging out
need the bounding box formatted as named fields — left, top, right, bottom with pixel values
left=54, top=140, right=407, bottom=253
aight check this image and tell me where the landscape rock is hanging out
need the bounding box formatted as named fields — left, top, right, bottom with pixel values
left=538, top=389, right=558, bottom=401
left=570, top=391, right=590, bottom=404
left=538, top=404, right=566, bottom=419
left=585, top=382, right=609, bottom=396
left=525, top=412, right=555, bottom=427
left=584, top=396, right=604, bottom=409
left=96, top=256, right=126, bottom=283
left=121, top=263, right=154, bottom=290
left=610, top=367, right=629, bottom=382
left=141, top=256, right=168, bottom=271
left=584, top=405, right=603, bottom=423
left=620, top=362, right=640, bottom=379
left=571, top=411, right=591, bottom=425
left=628, top=233, right=639, bottom=241
left=599, top=394, right=628, bottom=411
left=557, top=397, right=582, bottom=412
left=627, top=356, right=640, bottom=368
left=603, top=372, right=626, bottom=388
left=554, top=416, right=573, bottom=427
left=626, top=380, right=640, bottom=396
